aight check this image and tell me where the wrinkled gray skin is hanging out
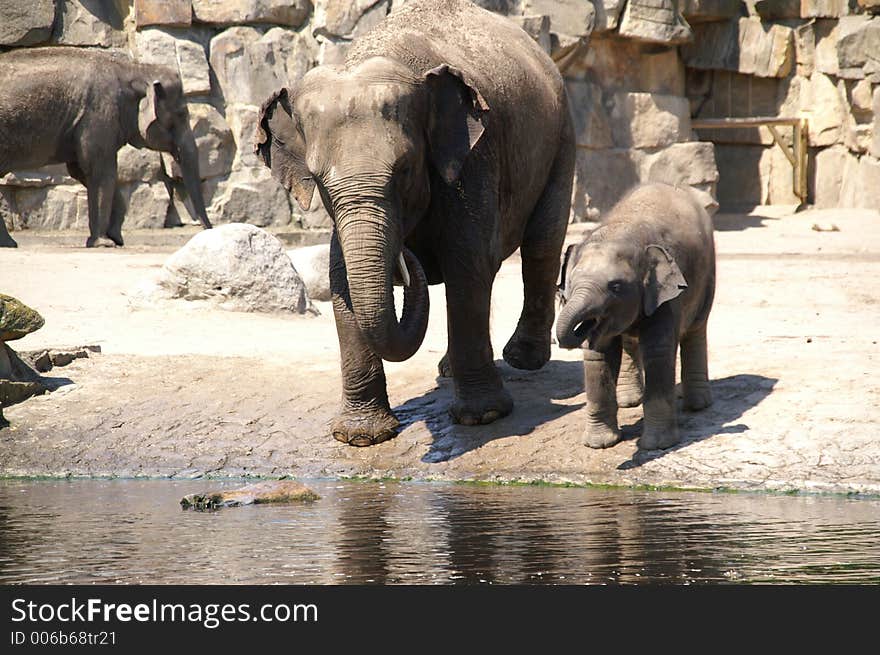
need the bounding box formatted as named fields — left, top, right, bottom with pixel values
left=256, top=0, right=574, bottom=446
left=0, top=47, right=212, bottom=248
left=557, top=183, right=716, bottom=451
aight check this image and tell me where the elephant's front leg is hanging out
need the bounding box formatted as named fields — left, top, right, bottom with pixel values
left=328, top=233, right=399, bottom=446
left=638, top=305, right=681, bottom=450
left=581, top=336, right=622, bottom=448
left=443, top=258, right=512, bottom=426
left=617, top=334, right=644, bottom=408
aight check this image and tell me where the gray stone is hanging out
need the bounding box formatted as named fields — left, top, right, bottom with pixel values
left=811, top=145, right=852, bottom=207
left=11, top=185, right=89, bottom=231
left=225, top=104, right=262, bottom=171
left=52, top=0, right=128, bottom=48
left=580, top=35, right=685, bottom=95
left=135, top=29, right=211, bottom=97
left=117, top=146, right=162, bottom=184
left=681, top=0, right=742, bottom=23
left=683, top=18, right=795, bottom=78
left=162, top=103, right=234, bottom=181
left=753, top=0, right=800, bottom=19
left=313, top=0, right=391, bottom=40
left=209, top=26, right=318, bottom=106
left=288, top=244, right=332, bottom=301
left=800, top=0, right=850, bottom=18
left=643, top=142, right=719, bottom=187
left=566, top=80, right=613, bottom=149
left=835, top=17, right=880, bottom=78
left=814, top=18, right=840, bottom=76
left=592, top=0, right=626, bottom=32
left=618, top=0, right=694, bottom=45
left=521, top=0, right=596, bottom=38
left=135, top=0, right=192, bottom=27
left=786, top=73, right=846, bottom=147
left=208, top=169, right=292, bottom=227
left=609, top=92, right=691, bottom=148
left=839, top=155, right=880, bottom=209
left=118, top=182, right=171, bottom=229
left=0, top=165, right=73, bottom=188
left=872, top=87, right=880, bottom=159
left=572, top=148, right=646, bottom=216
left=0, top=0, right=55, bottom=46
left=192, top=0, right=311, bottom=26
left=146, top=223, right=313, bottom=314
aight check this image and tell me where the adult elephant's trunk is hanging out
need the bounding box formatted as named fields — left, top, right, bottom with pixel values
left=336, top=212, right=429, bottom=362
left=173, top=127, right=212, bottom=229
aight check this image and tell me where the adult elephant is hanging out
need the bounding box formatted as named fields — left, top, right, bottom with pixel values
left=0, top=47, right=212, bottom=248
left=256, top=0, right=574, bottom=446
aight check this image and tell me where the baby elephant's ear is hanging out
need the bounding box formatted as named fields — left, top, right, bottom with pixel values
left=643, top=245, right=688, bottom=316
left=255, top=88, right=315, bottom=211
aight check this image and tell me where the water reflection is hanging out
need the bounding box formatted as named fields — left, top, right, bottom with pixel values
left=0, top=480, right=878, bottom=584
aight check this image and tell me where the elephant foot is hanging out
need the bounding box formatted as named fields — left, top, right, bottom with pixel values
left=331, top=407, right=400, bottom=447
left=683, top=385, right=712, bottom=412
left=85, top=236, right=117, bottom=248
left=583, top=420, right=621, bottom=449
left=502, top=334, right=550, bottom=371
left=637, top=423, right=680, bottom=451
left=437, top=352, right=452, bottom=378
left=106, top=231, right=124, bottom=247
left=449, top=387, right=513, bottom=426
left=617, top=388, right=643, bottom=408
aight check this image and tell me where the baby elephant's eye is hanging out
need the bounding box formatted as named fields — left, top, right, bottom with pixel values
left=608, top=280, right=625, bottom=295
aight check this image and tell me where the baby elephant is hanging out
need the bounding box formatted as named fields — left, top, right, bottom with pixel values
left=556, top=183, right=716, bottom=450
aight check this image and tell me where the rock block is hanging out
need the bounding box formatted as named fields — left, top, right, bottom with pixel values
left=148, top=223, right=313, bottom=314
left=118, top=182, right=171, bottom=229
left=0, top=295, right=44, bottom=342
left=839, top=155, right=880, bottom=209
left=592, top=0, right=626, bottom=32
left=0, top=0, right=55, bottom=46
left=288, top=244, right=331, bottom=302
left=192, top=0, right=311, bottom=27
left=52, top=0, right=128, bottom=48
left=682, top=0, right=742, bottom=23
left=521, top=0, right=596, bottom=38
left=208, top=169, right=292, bottom=227
left=565, top=80, right=613, bottom=149
left=811, top=145, right=852, bottom=207
left=609, top=92, right=691, bottom=148
left=117, top=145, right=163, bottom=184
left=12, top=185, right=89, bottom=231
left=835, top=17, right=880, bottom=78
left=872, top=87, right=880, bottom=159
left=0, top=165, right=73, bottom=188
left=572, top=148, right=646, bottom=216
left=683, top=17, right=795, bottom=78
left=581, top=35, right=685, bottom=95
left=135, top=0, right=192, bottom=27
left=210, top=26, right=317, bottom=106
left=313, top=0, right=391, bottom=40
left=800, top=0, right=850, bottom=18
left=162, top=103, right=234, bottom=181
left=618, top=0, right=694, bottom=45
left=643, top=142, right=719, bottom=187
left=135, top=29, right=211, bottom=97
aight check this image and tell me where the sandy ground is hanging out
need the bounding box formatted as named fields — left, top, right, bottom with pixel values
left=1, top=206, right=879, bottom=494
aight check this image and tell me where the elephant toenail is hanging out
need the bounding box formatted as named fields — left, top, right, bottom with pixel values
left=481, top=410, right=500, bottom=423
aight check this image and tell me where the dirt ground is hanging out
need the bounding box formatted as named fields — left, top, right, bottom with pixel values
left=1, top=205, right=878, bottom=494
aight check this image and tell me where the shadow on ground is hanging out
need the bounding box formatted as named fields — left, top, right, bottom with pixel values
left=616, top=374, right=778, bottom=470
left=713, top=212, right=778, bottom=231
left=391, top=359, right=585, bottom=463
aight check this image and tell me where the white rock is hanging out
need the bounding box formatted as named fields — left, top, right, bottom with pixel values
left=609, top=92, right=691, bottom=148
left=288, top=244, right=332, bottom=302
left=149, top=223, right=313, bottom=314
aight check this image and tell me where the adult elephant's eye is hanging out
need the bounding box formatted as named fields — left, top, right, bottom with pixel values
left=608, top=281, right=624, bottom=295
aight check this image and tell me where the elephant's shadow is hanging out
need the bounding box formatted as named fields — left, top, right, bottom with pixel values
left=394, top=364, right=776, bottom=465
left=393, top=359, right=586, bottom=463
left=616, top=373, right=778, bottom=469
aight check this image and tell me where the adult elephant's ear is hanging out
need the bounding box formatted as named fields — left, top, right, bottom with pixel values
left=643, top=245, right=688, bottom=316
left=424, top=64, right=489, bottom=186
left=255, top=88, right=315, bottom=210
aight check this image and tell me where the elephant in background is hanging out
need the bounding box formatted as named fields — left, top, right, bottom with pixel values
left=556, top=183, right=716, bottom=451
left=0, top=47, right=212, bottom=248
left=256, top=0, right=574, bottom=445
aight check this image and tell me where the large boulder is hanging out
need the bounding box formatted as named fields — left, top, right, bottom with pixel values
left=683, top=18, right=795, bottom=78
left=618, top=0, right=694, bottom=45
left=135, top=0, right=192, bottom=27
left=138, top=223, right=314, bottom=314
left=288, top=244, right=332, bottom=302
left=0, top=0, right=55, bottom=46
left=52, top=0, right=128, bottom=48
left=192, top=0, right=311, bottom=26
left=134, top=29, right=211, bottom=97
left=0, top=295, right=45, bottom=424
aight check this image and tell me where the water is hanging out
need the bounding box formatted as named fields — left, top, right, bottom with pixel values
left=1, top=479, right=878, bottom=584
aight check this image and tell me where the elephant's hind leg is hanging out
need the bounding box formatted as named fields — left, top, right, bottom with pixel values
left=680, top=322, right=712, bottom=411
left=503, top=136, right=574, bottom=371
left=328, top=233, right=399, bottom=446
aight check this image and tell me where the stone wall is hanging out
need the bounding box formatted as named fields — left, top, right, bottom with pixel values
left=19, top=1, right=871, bottom=234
